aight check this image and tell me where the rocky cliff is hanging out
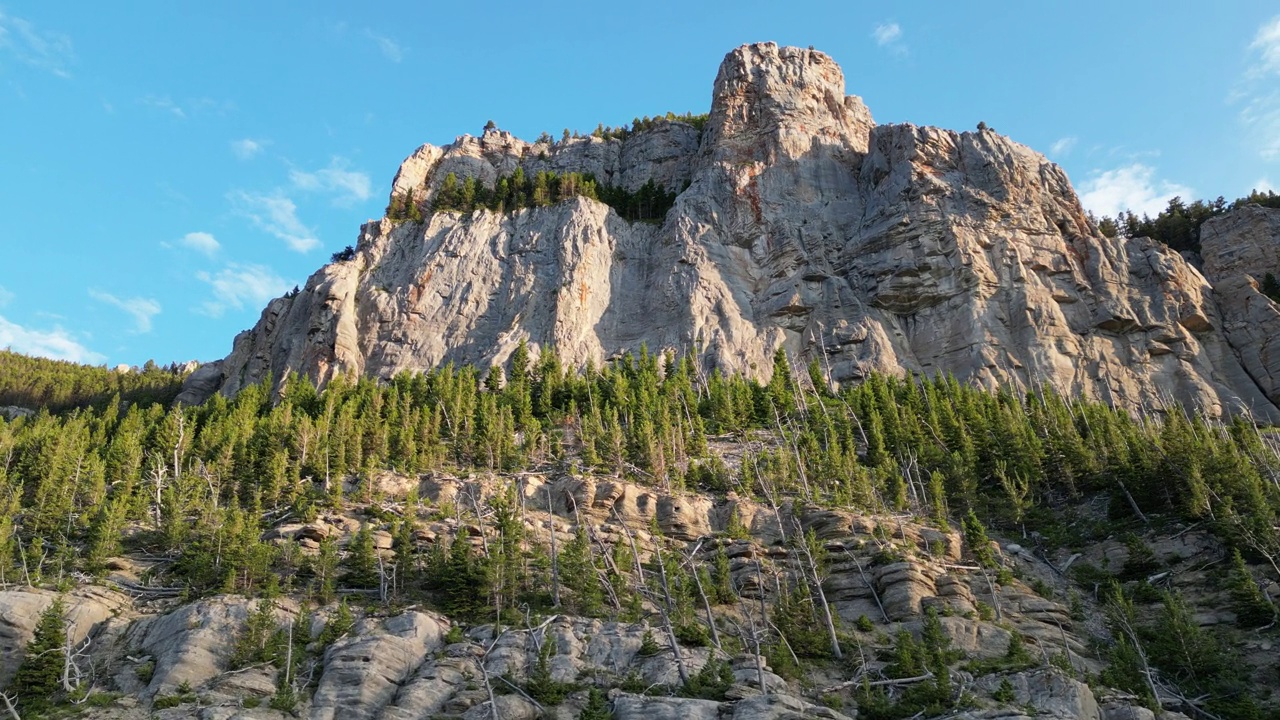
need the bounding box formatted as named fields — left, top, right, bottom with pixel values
left=0, top=470, right=1222, bottom=720
left=180, top=43, right=1280, bottom=422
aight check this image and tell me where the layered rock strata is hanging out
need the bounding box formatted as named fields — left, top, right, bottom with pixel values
left=180, top=43, right=1280, bottom=421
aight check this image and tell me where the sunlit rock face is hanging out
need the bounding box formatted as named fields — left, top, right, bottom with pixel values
left=182, top=42, right=1280, bottom=422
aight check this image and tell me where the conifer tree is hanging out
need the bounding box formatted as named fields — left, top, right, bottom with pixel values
left=11, top=597, right=68, bottom=710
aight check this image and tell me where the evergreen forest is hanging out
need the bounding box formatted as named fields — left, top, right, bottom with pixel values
left=1, top=346, right=1279, bottom=719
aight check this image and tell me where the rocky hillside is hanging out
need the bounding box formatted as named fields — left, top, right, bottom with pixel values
left=3, top=469, right=1257, bottom=720
left=179, top=42, right=1280, bottom=422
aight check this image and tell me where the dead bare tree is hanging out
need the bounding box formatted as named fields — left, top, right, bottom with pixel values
left=650, top=537, right=690, bottom=685
left=684, top=540, right=722, bottom=650
left=0, top=692, right=19, bottom=720
left=1105, top=589, right=1161, bottom=706
left=546, top=485, right=561, bottom=608
left=792, top=518, right=842, bottom=659
left=61, top=624, right=93, bottom=698
left=844, top=548, right=889, bottom=623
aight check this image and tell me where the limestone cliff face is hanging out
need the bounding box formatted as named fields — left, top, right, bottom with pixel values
left=1199, top=205, right=1280, bottom=410
left=181, top=42, right=1280, bottom=421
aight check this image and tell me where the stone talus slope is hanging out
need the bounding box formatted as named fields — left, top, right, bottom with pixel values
left=182, top=42, right=1280, bottom=421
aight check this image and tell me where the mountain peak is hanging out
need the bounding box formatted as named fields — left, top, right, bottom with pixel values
left=179, top=45, right=1280, bottom=423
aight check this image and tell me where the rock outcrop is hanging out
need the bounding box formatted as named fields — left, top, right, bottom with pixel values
left=1199, top=205, right=1280, bottom=411
left=0, top=463, right=1243, bottom=720
left=181, top=42, right=1280, bottom=421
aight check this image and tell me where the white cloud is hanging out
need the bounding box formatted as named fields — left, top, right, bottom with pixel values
left=1237, top=17, right=1280, bottom=162
left=1049, top=137, right=1077, bottom=158
left=0, top=11, right=74, bottom=77
left=139, top=95, right=232, bottom=119
left=1240, top=97, right=1280, bottom=161
left=0, top=315, right=103, bottom=364
left=1252, top=177, right=1275, bottom=194
left=141, top=94, right=186, bottom=118
left=195, top=263, right=292, bottom=317
left=228, top=190, right=319, bottom=252
left=179, top=231, right=220, bottom=256
left=364, top=29, right=404, bottom=62
left=290, top=159, right=372, bottom=207
left=89, top=290, right=161, bottom=334
left=873, top=22, right=901, bottom=47
left=1248, top=16, right=1280, bottom=78
left=1078, top=163, right=1194, bottom=218
left=230, top=138, right=267, bottom=160
left=0, top=285, right=12, bottom=308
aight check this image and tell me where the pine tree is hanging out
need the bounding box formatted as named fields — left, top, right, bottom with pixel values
left=580, top=687, right=613, bottom=720
left=962, top=510, right=996, bottom=568
left=342, top=526, right=380, bottom=588
left=11, top=597, right=68, bottom=710
left=1227, top=548, right=1274, bottom=627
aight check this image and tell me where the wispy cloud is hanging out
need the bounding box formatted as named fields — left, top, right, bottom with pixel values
left=228, top=189, right=319, bottom=252
left=364, top=29, right=404, bottom=62
left=0, top=11, right=74, bottom=77
left=0, top=285, right=12, bottom=308
left=89, top=290, right=161, bottom=334
left=179, top=231, right=221, bottom=256
left=1236, top=16, right=1280, bottom=161
left=0, top=315, right=103, bottom=364
left=1049, top=137, right=1077, bottom=158
left=872, top=22, right=905, bottom=55
left=290, top=158, right=372, bottom=207
left=139, top=95, right=233, bottom=119
left=140, top=95, right=187, bottom=118
left=230, top=138, right=268, bottom=160
left=1078, top=163, right=1194, bottom=218
left=195, top=263, right=292, bottom=317
left=1248, top=16, right=1280, bottom=78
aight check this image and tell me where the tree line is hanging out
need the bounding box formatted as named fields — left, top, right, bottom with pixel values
left=2, top=342, right=1278, bottom=589
left=1, top=345, right=1278, bottom=717
left=0, top=350, right=186, bottom=413
left=388, top=169, right=680, bottom=224
left=1090, top=189, right=1280, bottom=254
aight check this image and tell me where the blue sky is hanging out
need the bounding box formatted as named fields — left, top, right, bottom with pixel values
left=1, top=2, right=1278, bottom=367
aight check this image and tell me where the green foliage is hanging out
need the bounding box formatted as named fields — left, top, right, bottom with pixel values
left=10, top=597, right=68, bottom=710
left=966, top=631, right=1035, bottom=676
left=560, top=524, right=603, bottom=616
left=0, top=350, right=186, bottom=412
left=319, top=599, right=355, bottom=646
left=1227, top=548, right=1275, bottom=627
left=771, top=579, right=831, bottom=658
left=425, top=167, right=679, bottom=224
left=709, top=547, right=736, bottom=604
left=591, top=111, right=709, bottom=140
left=1093, top=190, right=1280, bottom=254
left=579, top=687, right=614, bottom=720
left=992, top=677, right=1016, bottom=703
left=867, top=608, right=960, bottom=718
left=1119, top=533, right=1159, bottom=580
left=855, top=614, right=875, bottom=632
left=230, top=601, right=284, bottom=669
left=1263, top=273, right=1280, bottom=303
left=4, top=341, right=1280, bottom=720
left=269, top=684, right=298, bottom=712
left=962, top=511, right=996, bottom=568
left=638, top=629, right=662, bottom=657
left=153, top=691, right=197, bottom=709
left=678, top=657, right=734, bottom=701
left=342, top=525, right=381, bottom=588
left=524, top=641, right=574, bottom=705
